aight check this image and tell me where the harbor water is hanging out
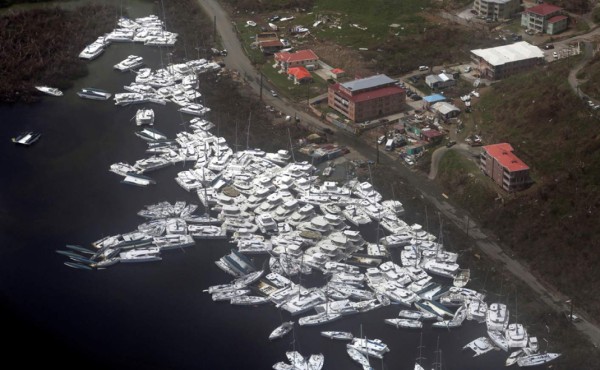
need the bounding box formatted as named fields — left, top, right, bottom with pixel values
left=0, top=5, right=511, bottom=370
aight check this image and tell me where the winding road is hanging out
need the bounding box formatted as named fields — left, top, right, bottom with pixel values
left=196, top=0, right=600, bottom=347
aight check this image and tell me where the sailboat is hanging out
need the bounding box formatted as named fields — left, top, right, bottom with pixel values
left=414, top=331, right=426, bottom=370
left=432, top=336, right=442, bottom=370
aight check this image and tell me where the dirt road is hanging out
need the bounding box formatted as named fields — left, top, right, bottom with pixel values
left=196, top=0, right=600, bottom=346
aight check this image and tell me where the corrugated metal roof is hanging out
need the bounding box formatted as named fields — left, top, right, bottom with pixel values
left=525, top=3, right=561, bottom=16
left=471, top=41, right=544, bottom=67
left=483, top=143, right=529, bottom=172
left=341, top=74, right=396, bottom=92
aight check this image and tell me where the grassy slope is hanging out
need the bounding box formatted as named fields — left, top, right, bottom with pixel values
left=439, top=59, right=600, bottom=318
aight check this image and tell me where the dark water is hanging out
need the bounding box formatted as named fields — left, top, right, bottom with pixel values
left=0, top=5, right=511, bottom=370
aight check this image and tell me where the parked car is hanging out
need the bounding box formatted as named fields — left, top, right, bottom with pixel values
left=411, top=95, right=422, bottom=101
left=544, top=44, right=554, bottom=50
left=418, top=65, right=429, bottom=71
left=464, top=66, right=472, bottom=73
left=270, top=89, right=278, bottom=97
left=553, top=51, right=558, bottom=59
left=446, top=140, right=457, bottom=148
left=377, top=135, right=386, bottom=145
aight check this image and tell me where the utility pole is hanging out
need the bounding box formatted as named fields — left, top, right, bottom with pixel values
left=465, top=215, right=470, bottom=237
left=376, top=141, right=380, bottom=164
left=213, top=15, right=216, bottom=43
left=260, top=73, right=263, bottom=101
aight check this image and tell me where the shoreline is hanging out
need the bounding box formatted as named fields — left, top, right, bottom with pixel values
left=192, top=0, right=600, bottom=355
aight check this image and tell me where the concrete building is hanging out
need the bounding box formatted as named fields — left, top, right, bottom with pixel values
left=274, top=49, right=319, bottom=72
left=480, top=143, right=531, bottom=192
left=425, top=73, right=456, bottom=90
left=521, top=4, right=568, bottom=35
left=328, top=74, right=405, bottom=123
left=470, top=41, right=544, bottom=80
left=473, top=0, right=520, bottom=20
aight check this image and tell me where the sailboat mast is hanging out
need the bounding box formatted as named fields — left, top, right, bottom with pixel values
left=287, top=128, right=295, bottom=162
left=246, top=111, right=251, bottom=149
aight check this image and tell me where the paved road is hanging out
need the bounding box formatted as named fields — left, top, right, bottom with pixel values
left=196, top=0, right=600, bottom=346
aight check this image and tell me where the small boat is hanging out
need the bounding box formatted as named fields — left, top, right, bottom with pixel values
left=77, top=87, right=112, bottom=100
left=64, top=261, right=93, bottom=270
left=269, top=321, right=294, bottom=340
left=506, top=349, right=525, bottom=366
left=120, top=173, right=156, bottom=187
left=35, top=86, right=63, bottom=96
left=135, top=127, right=167, bottom=141
left=463, top=337, right=495, bottom=357
left=384, top=318, right=422, bottom=329
left=307, top=353, right=324, bottom=370
left=516, top=352, right=561, bottom=367
left=346, top=346, right=370, bottom=368
left=230, top=295, right=270, bottom=305
left=488, top=330, right=509, bottom=352
left=135, top=108, right=154, bottom=126
left=11, top=131, right=41, bottom=146
left=65, top=244, right=96, bottom=255
left=114, top=55, right=144, bottom=71
left=320, top=331, right=353, bottom=341
left=453, top=268, right=470, bottom=287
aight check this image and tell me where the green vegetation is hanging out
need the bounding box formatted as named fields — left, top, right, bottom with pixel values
left=437, top=60, right=600, bottom=319
left=579, top=54, right=600, bottom=99
left=0, top=4, right=116, bottom=103
left=260, top=63, right=327, bottom=102
left=594, top=6, right=600, bottom=24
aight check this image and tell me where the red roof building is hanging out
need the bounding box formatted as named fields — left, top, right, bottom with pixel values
left=329, top=68, right=345, bottom=79
left=521, top=4, right=567, bottom=35
left=480, top=143, right=531, bottom=192
left=287, top=67, right=312, bottom=83
left=274, top=49, right=319, bottom=71
left=327, top=74, right=405, bottom=123
left=524, top=4, right=561, bottom=16
left=259, top=40, right=284, bottom=54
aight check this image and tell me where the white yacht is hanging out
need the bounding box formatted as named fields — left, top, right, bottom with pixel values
left=486, top=303, right=510, bottom=332
left=288, top=204, right=316, bottom=226
left=35, top=86, right=63, bottom=96
left=114, top=92, right=147, bottom=105
left=265, top=149, right=291, bottom=166
left=105, top=28, right=134, bottom=42
left=78, top=38, right=106, bottom=60
left=352, top=181, right=382, bottom=203
left=77, top=87, right=111, bottom=100
left=505, top=323, right=528, bottom=348
left=153, top=234, right=195, bottom=250
left=135, top=127, right=167, bottom=142
left=423, top=260, right=460, bottom=278
left=467, top=299, right=488, bottom=322
left=347, top=338, right=390, bottom=359
left=114, top=55, right=144, bottom=71
left=384, top=318, right=423, bottom=329
left=488, top=330, right=509, bottom=352
left=187, top=225, right=226, bottom=239
left=179, top=103, right=210, bottom=116
left=321, top=331, right=353, bottom=341
left=342, top=205, right=371, bottom=226
left=517, top=353, right=561, bottom=367
left=256, top=213, right=279, bottom=235
left=119, top=247, right=161, bottom=263
left=381, top=199, right=405, bottom=215
left=463, top=337, right=495, bottom=357
left=346, top=347, right=370, bottom=368
left=11, top=131, right=41, bottom=146
left=135, top=108, right=154, bottom=126
left=307, top=354, right=324, bottom=370
left=268, top=321, right=294, bottom=340
left=121, top=173, right=156, bottom=187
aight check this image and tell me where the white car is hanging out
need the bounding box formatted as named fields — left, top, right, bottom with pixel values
left=553, top=51, right=558, bottom=59
left=418, top=66, right=429, bottom=71
left=471, top=90, right=480, bottom=98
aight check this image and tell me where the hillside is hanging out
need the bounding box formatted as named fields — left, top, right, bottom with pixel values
left=437, top=59, right=600, bottom=318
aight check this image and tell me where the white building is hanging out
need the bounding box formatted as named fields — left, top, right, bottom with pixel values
left=470, top=41, right=544, bottom=80
left=473, top=0, right=521, bottom=21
